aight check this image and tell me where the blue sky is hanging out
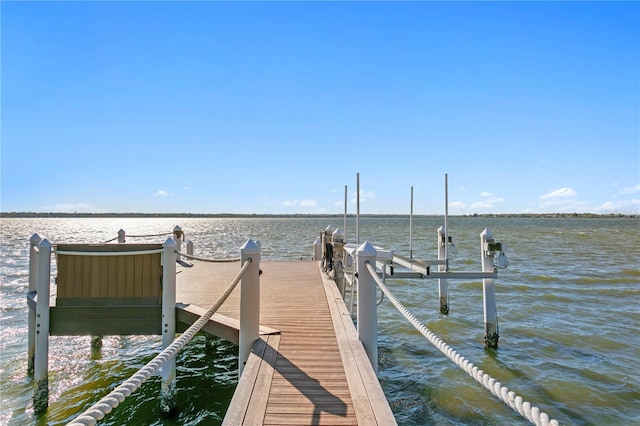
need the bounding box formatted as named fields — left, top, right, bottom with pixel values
left=2, top=1, right=639, bottom=215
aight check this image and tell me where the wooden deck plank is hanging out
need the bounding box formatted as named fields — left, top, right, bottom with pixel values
left=243, top=333, right=280, bottom=425
left=319, top=266, right=397, bottom=426
left=177, top=260, right=395, bottom=426
left=223, top=337, right=269, bottom=426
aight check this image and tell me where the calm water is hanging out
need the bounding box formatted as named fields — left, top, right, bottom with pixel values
left=1, top=217, right=639, bottom=425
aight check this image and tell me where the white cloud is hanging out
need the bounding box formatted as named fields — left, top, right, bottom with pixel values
left=282, top=199, right=317, bottom=207
left=45, top=203, right=102, bottom=213
left=619, top=184, right=640, bottom=195
left=597, top=199, right=640, bottom=213
left=154, top=190, right=173, bottom=197
left=458, top=186, right=467, bottom=191
left=351, top=190, right=376, bottom=203
left=469, top=201, right=494, bottom=210
left=464, top=192, right=505, bottom=211
left=540, top=187, right=576, bottom=200
left=448, top=201, right=466, bottom=210
left=538, top=187, right=579, bottom=211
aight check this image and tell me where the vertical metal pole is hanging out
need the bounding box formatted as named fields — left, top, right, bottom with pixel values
left=161, top=237, right=177, bottom=412
left=239, top=239, right=260, bottom=378
left=27, top=233, right=41, bottom=376
left=356, top=241, right=378, bottom=373
left=409, top=186, right=414, bottom=259
left=356, top=173, right=360, bottom=244
left=481, top=229, right=499, bottom=348
left=34, top=239, right=51, bottom=413
left=344, top=185, right=347, bottom=242
left=437, top=226, right=449, bottom=315
left=117, top=229, right=126, bottom=243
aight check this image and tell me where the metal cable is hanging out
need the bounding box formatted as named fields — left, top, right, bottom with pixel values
left=67, top=259, right=253, bottom=426
left=365, top=262, right=560, bottom=426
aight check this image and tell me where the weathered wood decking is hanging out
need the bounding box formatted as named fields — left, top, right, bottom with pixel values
left=175, top=260, right=396, bottom=425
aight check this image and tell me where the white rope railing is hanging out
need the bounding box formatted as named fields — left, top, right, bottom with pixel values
left=102, top=232, right=172, bottom=244
left=67, top=259, right=253, bottom=426
left=54, top=248, right=164, bottom=256
left=177, top=251, right=241, bottom=263
left=365, top=262, right=560, bottom=426
left=125, top=232, right=173, bottom=238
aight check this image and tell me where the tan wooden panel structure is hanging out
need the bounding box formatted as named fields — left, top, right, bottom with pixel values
left=55, top=244, right=162, bottom=301
left=50, top=244, right=163, bottom=335
left=176, top=260, right=396, bottom=426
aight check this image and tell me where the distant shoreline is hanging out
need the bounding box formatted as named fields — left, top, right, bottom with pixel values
left=1, top=212, right=637, bottom=219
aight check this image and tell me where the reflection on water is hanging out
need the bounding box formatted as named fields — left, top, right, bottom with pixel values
left=1, top=217, right=639, bottom=425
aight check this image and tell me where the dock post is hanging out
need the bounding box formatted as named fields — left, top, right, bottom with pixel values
left=173, top=226, right=183, bottom=261
left=356, top=241, right=378, bottom=373
left=161, top=237, right=177, bottom=413
left=480, top=229, right=499, bottom=348
left=313, top=238, right=321, bottom=261
left=117, top=229, right=126, bottom=243
left=239, top=239, right=261, bottom=377
left=34, top=239, right=52, bottom=413
left=437, top=226, right=449, bottom=315
left=186, top=240, right=193, bottom=256
left=27, top=234, right=41, bottom=376
left=332, top=228, right=345, bottom=295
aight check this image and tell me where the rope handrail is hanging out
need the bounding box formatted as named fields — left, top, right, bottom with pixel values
left=364, top=262, right=560, bottom=426
left=125, top=232, right=173, bottom=238
left=67, top=258, right=253, bottom=426
left=54, top=248, right=164, bottom=256
left=101, top=232, right=172, bottom=244
left=176, top=250, right=241, bottom=263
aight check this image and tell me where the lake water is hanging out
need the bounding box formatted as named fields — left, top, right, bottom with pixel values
left=1, top=216, right=638, bottom=425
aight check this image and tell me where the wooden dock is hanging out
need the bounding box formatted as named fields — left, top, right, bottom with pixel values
left=175, top=260, right=396, bottom=425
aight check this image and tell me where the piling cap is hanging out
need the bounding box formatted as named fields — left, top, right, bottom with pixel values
left=241, top=239, right=260, bottom=254
left=480, top=228, right=493, bottom=239
left=325, top=225, right=335, bottom=234
left=332, top=227, right=344, bottom=242
left=356, top=241, right=376, bottom=256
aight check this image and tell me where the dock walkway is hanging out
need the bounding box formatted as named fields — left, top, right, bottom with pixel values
left=176, top=260, right=396, bottom=425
